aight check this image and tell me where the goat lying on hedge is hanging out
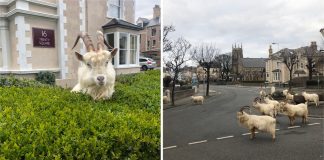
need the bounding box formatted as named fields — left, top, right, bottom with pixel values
left=237, top=106, right=276, bottom=141
left=71, top=31, right=118, bottom=100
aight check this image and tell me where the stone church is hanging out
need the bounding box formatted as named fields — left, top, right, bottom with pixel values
left=231, top=44, right=266, bottom=81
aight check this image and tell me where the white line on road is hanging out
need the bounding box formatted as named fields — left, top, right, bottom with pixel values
left=288, top=126, right=301, bottom=129
left=188, top=140, right=207, bottom=145
left=163, top=146, right=177, bottom=150
left=307, top=123, right=320, bottom=126
left=217, top=135, right=234, bottom=140
left=241, top=132, right=259, bottom=136
left=275, top=129, right=280, bottom=131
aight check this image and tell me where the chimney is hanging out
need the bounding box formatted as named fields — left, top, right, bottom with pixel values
left=310, top=41, right=317, bottom=51
left=153, top=5, right=160, bottom=19
left=269, top=45, right=273, bottom=57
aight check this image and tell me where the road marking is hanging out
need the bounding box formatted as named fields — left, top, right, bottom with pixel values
left=217, top=135, right=234, bottom=140
left=307, top=123, right=320, bottom=126
left=275, top=129, right=280, bottom=131
left=242, top=133, right=251, bottom=136
left=163, top=146, right=177, bottom=150
left=288, top=126, right=301, bottom=129
left=188, top=140, right=207, bottom=145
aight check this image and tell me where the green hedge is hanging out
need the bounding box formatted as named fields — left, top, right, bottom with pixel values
left=35, top=71, right=56, bottom=85
left=0, top=70, right=160, bottom=159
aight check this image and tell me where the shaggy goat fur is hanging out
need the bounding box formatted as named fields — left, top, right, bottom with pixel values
left=283, top=89, right=294, bottom=101
left=163, top=90, right=171, bottom=104
left=264, top=96, right=280, bottom=115
left=191, top=96, right=204, bottom=105
left=237, top=106, right=276, bottom=141
left=302, top=91, right=319, bottom=107
left=253, top=97, right=276, bottom=118
left=71, top=31, right=118, bottom=100
left=279, top=101, right=308, bottom=126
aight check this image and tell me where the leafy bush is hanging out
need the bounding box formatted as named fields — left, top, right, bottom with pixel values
left=163, top=76, right=172, bottom=87
left=0, top=76, right=47, bottom=87
left=35, top=71, right=56, bottom=85
left=0, top=70, right=160, bottom=159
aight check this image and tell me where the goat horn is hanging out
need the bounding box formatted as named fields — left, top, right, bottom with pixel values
left=240, top=106, right=250, bottom=112
left=72, top=32, right=95, bottom=52
left=96, top=31, right=114, bottom=51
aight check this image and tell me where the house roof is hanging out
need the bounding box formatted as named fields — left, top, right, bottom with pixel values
left=272, top=69, right=281, bottom=72
left=147, top=17, right=160, bottom=27
left=102, top=18, right=143, bottom=31
left=242, top=58, right=266, bottom=68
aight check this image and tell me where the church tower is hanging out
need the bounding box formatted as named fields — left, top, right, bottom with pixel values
left=232, top=43, right=243, bottom=75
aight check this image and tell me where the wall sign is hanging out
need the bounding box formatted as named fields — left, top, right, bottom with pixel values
left=32, top=28, right=55, bottom=48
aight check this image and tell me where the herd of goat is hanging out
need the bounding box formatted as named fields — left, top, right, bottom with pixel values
left=238, top=86, right=320, bottom=141
left=164, top=86, right=320, bottom=142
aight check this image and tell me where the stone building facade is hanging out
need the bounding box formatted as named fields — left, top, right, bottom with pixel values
left=0, top=0, right=140, bottom=87
left=265, top=41, right=323, bottom=84
left=231, top=44, right=266, bottom=81
left=136, top=5, right=160, bottom=66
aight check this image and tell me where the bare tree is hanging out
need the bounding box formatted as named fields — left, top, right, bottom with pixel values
left=164, top=37, right=191, bottom=106
left=304, top=46, right=318, bottom=80
left=191, top=43, right=220, bottom=96
left=217, top=53, right=232, bottom=81
left=163, top=25, right=175, bottom=52
left=281, top=48, right=298, bottom=89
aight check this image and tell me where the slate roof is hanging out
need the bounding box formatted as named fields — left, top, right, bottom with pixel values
left=147, top=17, right=160, bottom=27
left=242, top=58, right=267, bottom=68
left=102, top=18, right=142, bottom=31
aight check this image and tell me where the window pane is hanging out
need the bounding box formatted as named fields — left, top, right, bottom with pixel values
left=119, top=33, right=127, bottom=49
left=119, top=50, right=126, bottom=65
left=130, top=35, right=137, bottom=50
left=109, top=5, right=120, bottom=18
left=107, top=34, right=114, bottom=48
left=110, top=0, right=120, bottom=6
left=130, top=50, right=136, bottom=64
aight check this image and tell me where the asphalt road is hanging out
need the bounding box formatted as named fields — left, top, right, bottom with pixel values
left=163, top=85, right=324, bottom=160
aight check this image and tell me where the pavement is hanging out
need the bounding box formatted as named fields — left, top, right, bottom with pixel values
left=164, top=84, right=324, bottom=118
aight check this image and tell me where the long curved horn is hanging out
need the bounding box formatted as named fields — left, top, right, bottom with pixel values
left=72, top=32, right=95, bottom=52
left=240, top=106, right=250, bottom=112
left=96, top=30, right=114, bottom=50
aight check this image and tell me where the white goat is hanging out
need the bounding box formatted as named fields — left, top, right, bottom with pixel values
left=163, top=90, right=171, bottom=104
left=270, top=86, right=276, bottom=95
left=279, top=101, right=308, bottom=126
left=302, top=91, right=319, bottom=107
left=264, top=96, right=280, bottom=115
left=191, top=96, right=204, bottom=105
left=259, top=89, right=267, bottom=98
left=237, top=106, right=276, bottom=141
left=283, top=89, right=294, bottom=101
left=71, top=31, right=118, bottom=100
left=253, top=97, right=276, bottom=118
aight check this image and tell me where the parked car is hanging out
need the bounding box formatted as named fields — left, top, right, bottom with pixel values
left=139, top=57, right=157, bottom=71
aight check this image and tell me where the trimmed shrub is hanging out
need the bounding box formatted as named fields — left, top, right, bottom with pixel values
left=163, top=76, right=172, bottom=87
left=0, top=70, right=160, bottom=159
left=0, top=76, right=47, bottom=87
left=35, top=71, right=56, bottom=85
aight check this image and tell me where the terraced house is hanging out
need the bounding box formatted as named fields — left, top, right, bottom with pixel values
left=0, top=0, right=141, bottom=87
left=265, top=41, right=324, bottom=84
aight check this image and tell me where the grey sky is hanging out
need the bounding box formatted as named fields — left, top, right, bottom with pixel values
left=164, top=0, right=324, bottom=58
left=135, top=0, right=160, bottom=20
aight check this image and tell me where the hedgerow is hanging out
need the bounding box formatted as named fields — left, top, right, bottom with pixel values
left=0, top=70, right=160, bottom=159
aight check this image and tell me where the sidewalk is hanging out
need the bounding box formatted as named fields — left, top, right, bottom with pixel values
left=163, top=86, right=218, bottom=110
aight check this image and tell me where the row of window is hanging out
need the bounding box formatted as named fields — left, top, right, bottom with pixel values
left=106, top=32, right=138, bottom=66
left=147, top=40, right=157, bottom=50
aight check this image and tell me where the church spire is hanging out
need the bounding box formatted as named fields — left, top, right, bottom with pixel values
left=269, top=45, right=273, bottom=57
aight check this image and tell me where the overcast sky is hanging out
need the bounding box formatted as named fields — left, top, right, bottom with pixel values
left=135, top=0, right=160, bottom=20
left=164, top=0, right=324, bottom=58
